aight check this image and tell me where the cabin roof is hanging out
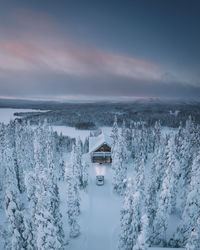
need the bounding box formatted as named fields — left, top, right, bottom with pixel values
left=89, top=133, right=112, bottom=153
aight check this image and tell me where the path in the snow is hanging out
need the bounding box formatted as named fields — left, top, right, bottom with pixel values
left=69, top=163, right=121, bottom=250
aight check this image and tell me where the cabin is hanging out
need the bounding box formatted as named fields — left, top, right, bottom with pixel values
left=89, top=133, right=112, bottom=163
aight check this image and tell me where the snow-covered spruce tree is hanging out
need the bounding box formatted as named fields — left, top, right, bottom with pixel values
left=178, top=117, right=197, bottom=214
left=65, top=144, right=80, bottom=238
left=153, top=120, right=161, bottom=151
left=24, top=170, right=37, bottom=249
left=133, top=124, right=148, bottom=173
left=34, top=126, right=65, bottom=249
left=14, top=120, right=34, bottom=193
left=125, top=122, right=133, bottom=151
left=0, top=122, right=6, bottom=207
left=146, top=134, right=168, bottom=243
left=121, top=120, right=128, bottom=163
left=152, top=136, right=179, bottom=246
left=58, top=156, right=66, bottom=181
left=132, top=214, right=149, bottom=250
left=146, top=126, right=154, bottom=154
left=112, top=134, right=127, bottom=195
left=83, top=136, right=89, bottom=153
left=81, top=161, right=89, bottom=189
left=15, top=120, right=27, bottom=193
left=118, top=178, right=134, bottom=250
left=119, top=157, right=146, bottom=250
left=76, top=137, right=85, bottom=188
left=174, top=121, right=184, bottom=161
left=173, top=152, right=200, bottom=247
left=185, top=215, right=200, bottom=250
left=4, top=126, right=28, bottom=250
left=131, top=122, right=138, bottom=159
left=111, top=115, right=119, bottom=160
left=130, top=157, right=146, bottom=248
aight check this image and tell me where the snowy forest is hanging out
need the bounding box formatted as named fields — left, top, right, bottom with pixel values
left=0, top=113, right=200, bottom=250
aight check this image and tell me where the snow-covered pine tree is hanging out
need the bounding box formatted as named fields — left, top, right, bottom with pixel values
left=24, top=170, right=37, bottom=249
left=121, top=120, right=128, bottom=163
left=125, top=122, right=132, bottom=151
left=141, top=124, right=148, bottom=162
left=153, top=135, right=179, bottom=246
left=0, top=122, right=6, bottom=207
left=131, top=122, right=138, bottom=159
left=133, top=124, right=148, bottom=172
left=118, top=178, right=134, bottom=250
left=146, top=134, right=169, bottom=244
left=185, top=215, right=200, bottom=250
left=111, top=115, right=119, bottom=160
left=153, top=120, right=161, bottom=151
left=119, top=156, right=146, bottom=250
left=58, top=156, right=66, bottom=181
left=83, top=136, right=89, bottom=153
left=178, top=117, right=197, bottom=215
left=130, top=156, right=146, bottom=247
left=34, top=126, right=65, bottom=249
left=81, top=161, right=89, bottom=189
left=65, top=144, right=80, bottom=238
left=132, top=214, right=149, bottom=250
left=112, top=134, right=127, bottom=195
left=15, top=120, right=27, bottom=193
left=174, top=152, right=200, bottom=247
left=76, top=137, right=85, bottom=188
left=174, top=121, right=184, bottom=161
left=4, top=126, right=28, bottom=250
left=14, top=120, right=35, bottom=193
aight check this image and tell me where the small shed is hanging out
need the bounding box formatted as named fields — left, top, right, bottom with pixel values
left=89, top=133, right=112, bottom=163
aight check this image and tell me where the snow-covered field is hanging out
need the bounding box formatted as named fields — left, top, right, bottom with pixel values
left=52, top=126, right=112, bottom=141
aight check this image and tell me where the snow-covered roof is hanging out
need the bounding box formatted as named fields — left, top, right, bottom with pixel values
left=89, top=133, right=112, bottom=153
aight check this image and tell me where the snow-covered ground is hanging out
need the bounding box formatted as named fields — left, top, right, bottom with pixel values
left=61, top=162, right=122, bottom=250
left=52, top=126, right=112, bottom=141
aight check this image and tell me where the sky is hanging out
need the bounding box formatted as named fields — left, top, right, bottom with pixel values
left=0, top=0, right=200, bottom=101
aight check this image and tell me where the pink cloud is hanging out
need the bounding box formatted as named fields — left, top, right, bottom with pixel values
left=0, top=5, right=163, bottom=81
left=3, top=41, right=42, bottom=61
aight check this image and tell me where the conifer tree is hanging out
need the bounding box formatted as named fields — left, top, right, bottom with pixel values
left=174, top=152, right=200, bottom=247
left=111, top=115, right=119, bottom=160
left=132, top=214, right=149, bottom=250
left=118, top=178, right=134, bottom=250
left=153, top=136, right=179, bottom=246
left=65, top=144, right=80, bottom=238
left=4, top=127, right=28, bottom=250
left=33, top=126, right=65, bottom=249
left=185, top=216, right=200, bottom=250
left=112, top=134, right=127, bottom=195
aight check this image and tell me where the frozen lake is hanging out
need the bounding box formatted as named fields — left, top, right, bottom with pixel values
left=0, top=108, right=46, bottom=124
left=0, top=108, right=112, bottom=141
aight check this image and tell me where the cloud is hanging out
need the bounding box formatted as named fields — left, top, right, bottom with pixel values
left=0, top=7, right=199, bottom=100
left=0, top=36, right=163, bottom=81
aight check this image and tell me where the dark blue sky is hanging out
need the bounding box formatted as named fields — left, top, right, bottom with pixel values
left=0, top=0, right=200, bottom=100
